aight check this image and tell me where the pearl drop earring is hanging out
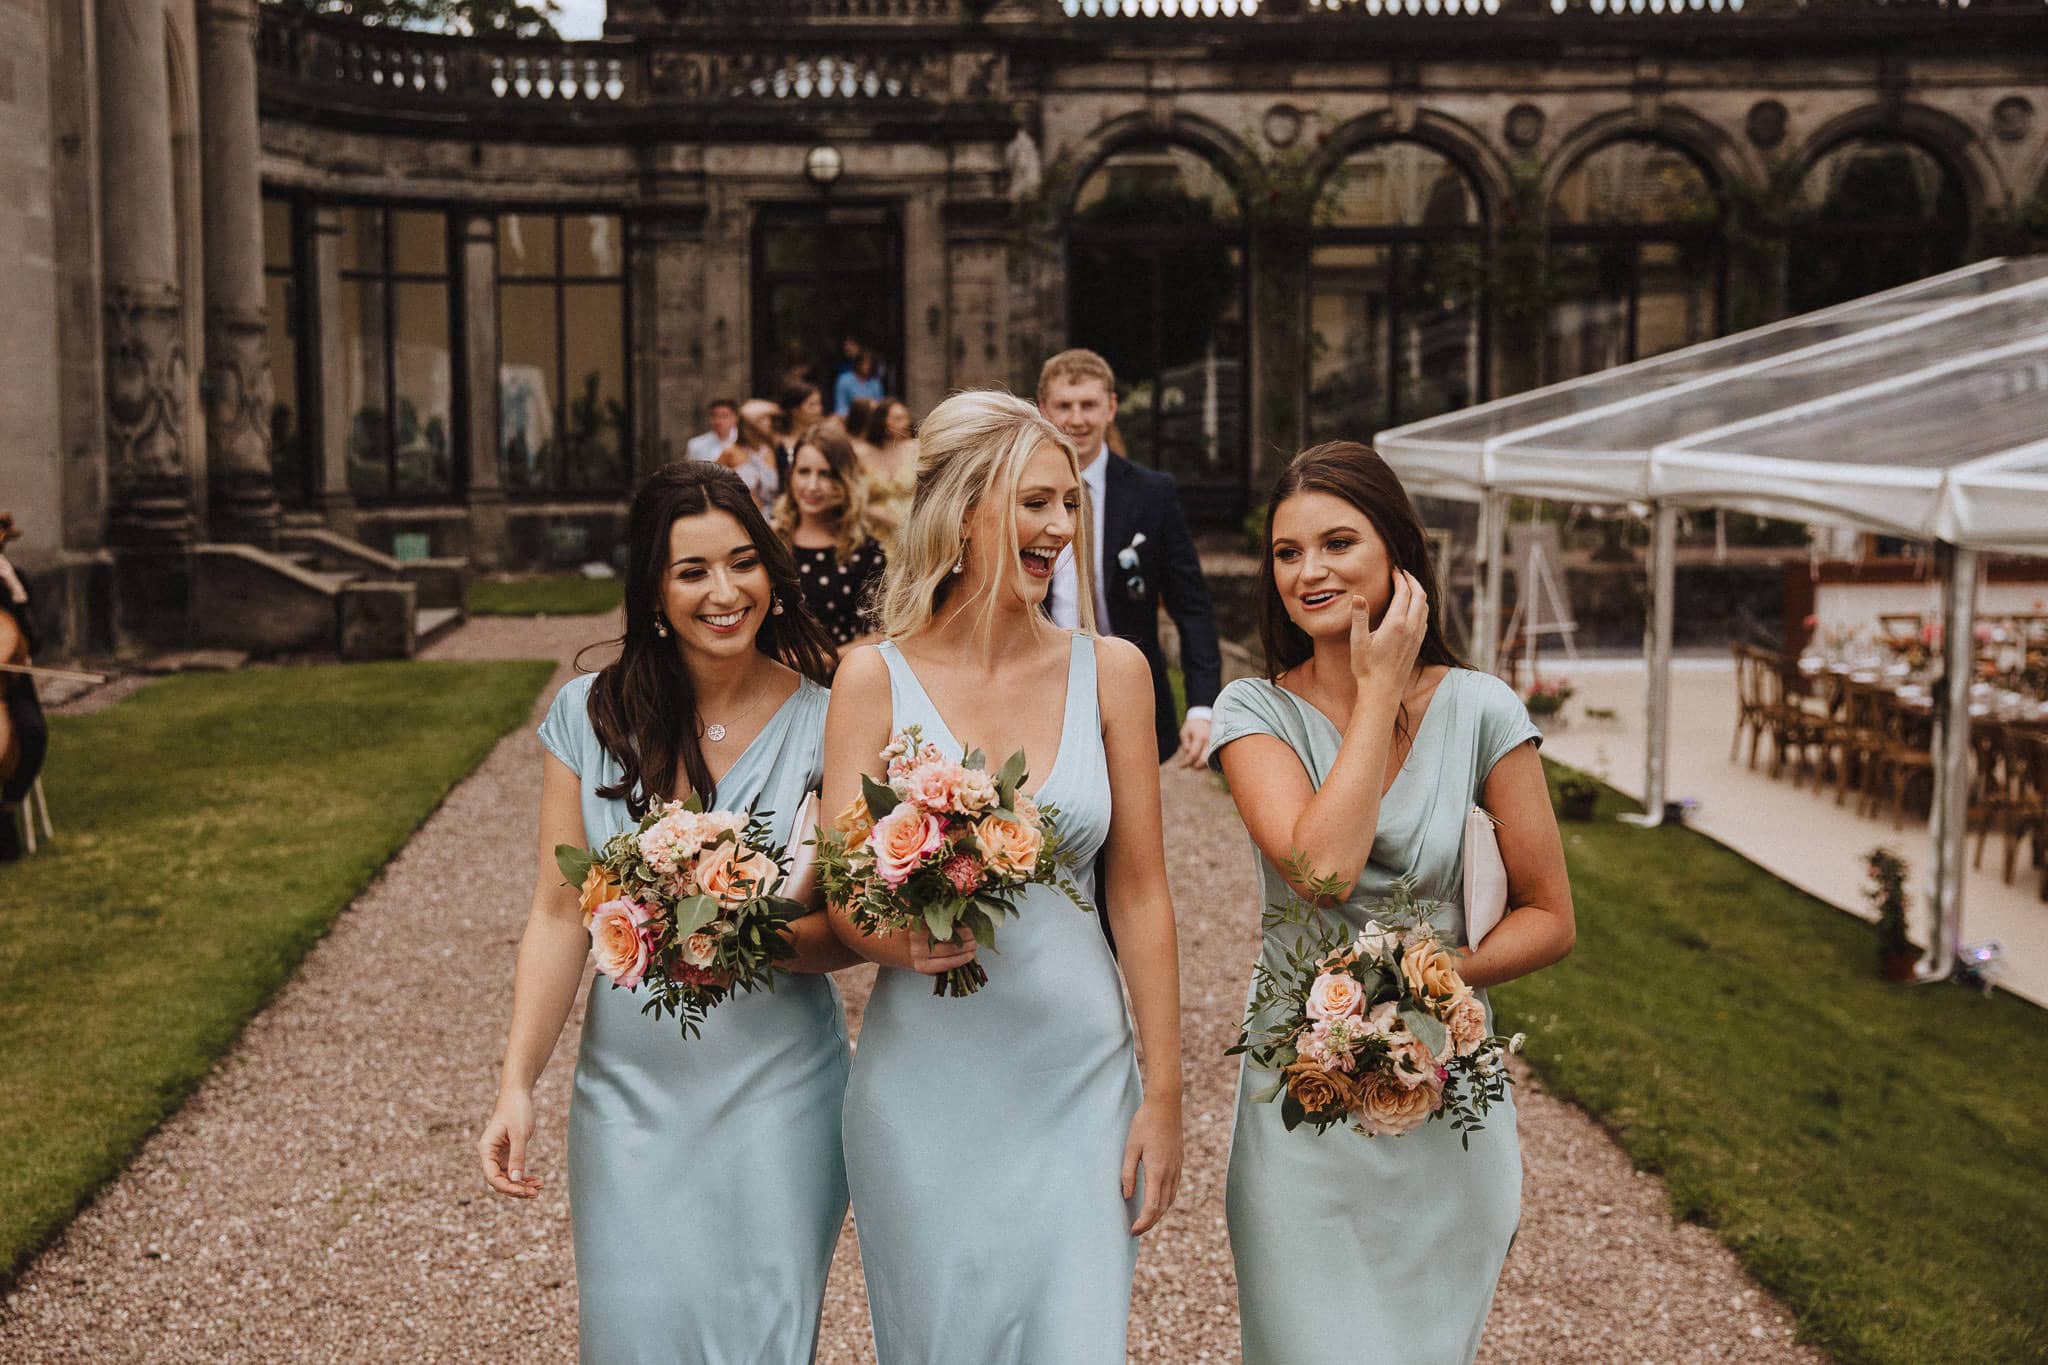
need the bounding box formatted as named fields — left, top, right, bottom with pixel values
left=654, top=615, right=670, bottom=638
left=771, top=597, right=785, bottom=616
left=952, top=542, right=966, bottom=575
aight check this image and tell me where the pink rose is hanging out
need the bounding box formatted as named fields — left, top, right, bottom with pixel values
left=589, top=897, right=656, bottom=989
left=869, top=804, right=946, bottom=887
left=1305, top=971, right=1366, bottom=1021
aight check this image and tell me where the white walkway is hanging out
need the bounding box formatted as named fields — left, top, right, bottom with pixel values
left=1535, top=656, right=2048, bottom=1008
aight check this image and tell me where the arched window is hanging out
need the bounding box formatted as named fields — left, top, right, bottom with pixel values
left=1546, top=139, right=1722, bottom=383
left=1308, top=141, right=1486, bottom=445
left=1067, top=143, right=1246, bottom=521
left=1787, top=136, right=1968, bottom=314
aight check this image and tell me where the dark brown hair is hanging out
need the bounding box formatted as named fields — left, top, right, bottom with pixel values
left=1256, top=441, right=1464, bottom=681
left=580, top=461, right=836, bottom=818
left=865, top=397, right=910, bottom=447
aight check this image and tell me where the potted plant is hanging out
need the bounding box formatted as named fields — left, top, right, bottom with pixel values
left=1864, top=846, right=1919, bottom=981
left=1523, top=678, right=1574, bottom=729
left=1556, top=769, right=1600, bottom=821
left=1554, top=746, right=1606, bottom=821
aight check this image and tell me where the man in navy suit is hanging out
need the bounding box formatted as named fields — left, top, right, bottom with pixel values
left=1037, top=348, right=1223, bottom=768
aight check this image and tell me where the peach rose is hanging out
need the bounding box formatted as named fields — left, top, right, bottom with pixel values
left=589, top=897, right=656, bottom=989
left=697, top=841, right=779, bottom=907
left=1305, top=970, right=1366, bottom=1022
left=869, top=804, right=946, bottom=887
left=832, top=793, right=875, bottom=843
left=578, top=864, right=623, bottom=923
left=1283, top=1060, right=1359, bottom=1117
left=1354, top=1067, right=1443, bottom=1137
left=974, top=810, right=1043, bottom=878
left=1444, top=992, right=1489, bottom=1059
left=680, top=931, right=718, bottom=969
left=1400, top=936, right=1468, bottom=1004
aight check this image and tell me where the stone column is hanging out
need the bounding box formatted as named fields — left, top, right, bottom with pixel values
left=639, top=208, right=709, bottom=479
left=198, top=0, right=279, bottom=545
left=458, top=214, right=509, bottom=569
left=307, top=204, right=357, bottom=536
left=98, top=0, right=196, bottom=547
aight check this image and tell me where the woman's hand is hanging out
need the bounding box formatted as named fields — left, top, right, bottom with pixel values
left=478, top=1088, right=543, bottom=1200
left=1122, top=1094, right=1184, bottom=1235
left=904, top=925, right=977, bottom=976
left=1350, top=568, right=1428, bottom=693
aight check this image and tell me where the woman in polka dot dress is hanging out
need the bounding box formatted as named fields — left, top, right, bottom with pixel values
left=771, top=418, right=889, bottom=661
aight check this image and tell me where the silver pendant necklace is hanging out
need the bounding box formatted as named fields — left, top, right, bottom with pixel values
left=702, top=687, right=768, bottom=743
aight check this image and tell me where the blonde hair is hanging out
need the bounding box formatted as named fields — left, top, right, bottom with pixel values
left=1036, top=347, right=1118, bottom=404
left=876, top=389, right=1097, bottom=641
left=770, top=419, right=881, bottom=563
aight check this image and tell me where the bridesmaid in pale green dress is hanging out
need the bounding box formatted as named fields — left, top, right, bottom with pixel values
left=479, top=462, right=862, bottom=1364
left=822, top=390, right=1185, bottom=1364
left=1208, top=443, right=1576, bottom=1365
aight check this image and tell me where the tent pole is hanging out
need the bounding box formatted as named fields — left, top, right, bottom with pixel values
left=1475, top=490, right=1507, bottom=676
left=1918, top=541, right=1976, bottom=984
left=1621, top=502, right=1676, bottom=829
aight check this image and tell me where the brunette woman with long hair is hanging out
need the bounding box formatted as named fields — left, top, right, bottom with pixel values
left=769, top=419, right=888, bottom=654
left=857, top=397, right=918, bottom=544
left=1206, top=443, right=1575, bottom=1364
left=479, top=461, right=859, bottom=1363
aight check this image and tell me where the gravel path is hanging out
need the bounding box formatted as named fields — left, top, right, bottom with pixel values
left=0, top=615, right=1824, bottom=1363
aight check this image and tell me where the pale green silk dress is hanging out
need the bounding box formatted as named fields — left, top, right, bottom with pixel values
left=1207, top=668, right=1540, bottom=1365
left=842, top=635, right=1142, bottom=1364
left=538, top=673, right=850, bottom=1365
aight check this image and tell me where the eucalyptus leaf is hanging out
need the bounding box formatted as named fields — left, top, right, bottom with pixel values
left=1399, top=1006, right=1451, bottom=1061
left=965, top=904, right=997, bottom=953
left=923, top=903, right=959, bottom=944
left=554, top=844, right=597, bottom=888
left=861, top=774, right=900, bottom=819
left=672, top=894, right=721, bottom=936
left=996, top=749, right=1028, bottom=793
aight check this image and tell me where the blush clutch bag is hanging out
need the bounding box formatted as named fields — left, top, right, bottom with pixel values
left=1463, top=806, right=1508, bottom=947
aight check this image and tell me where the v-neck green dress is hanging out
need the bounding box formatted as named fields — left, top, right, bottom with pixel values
left=539, top=672, right=849, bottom=1364
left=1206, top=668, right=1540, bottom=1365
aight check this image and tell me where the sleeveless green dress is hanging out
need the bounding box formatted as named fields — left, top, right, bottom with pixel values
left=539, top=673, right=849, bottom=1364
left=1207, top=668, right=1540, bottom=1365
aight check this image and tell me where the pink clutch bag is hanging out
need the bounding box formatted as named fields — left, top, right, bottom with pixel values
left=1463, top=806, right=1507, bottom=946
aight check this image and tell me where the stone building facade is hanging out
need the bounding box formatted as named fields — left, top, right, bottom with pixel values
left=5, top=0, right=2048, bottom=657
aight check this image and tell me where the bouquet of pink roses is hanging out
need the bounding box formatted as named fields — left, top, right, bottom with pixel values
left=1230, top=866, right=1523, bottom=1145
left=814, top=724, right=1085, bottom=998
left=555, top=796, right=806, bottom=1040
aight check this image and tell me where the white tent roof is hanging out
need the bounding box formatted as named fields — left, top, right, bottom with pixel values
left=1374, top=257, right=2048, bottom=553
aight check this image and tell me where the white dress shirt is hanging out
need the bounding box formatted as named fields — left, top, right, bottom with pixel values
left=1047, top=446, right=1211, bottom=727
left=685, top=429, right=734, bottom=463
left=1048, top=447, right=1112, bottom=634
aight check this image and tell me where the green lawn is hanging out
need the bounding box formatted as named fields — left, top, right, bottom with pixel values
left=0, top=660, right=554, bottom=1289
left=1495, top=762, right=2048, bottom=1365
left=469, top=572, right=624, bottom=617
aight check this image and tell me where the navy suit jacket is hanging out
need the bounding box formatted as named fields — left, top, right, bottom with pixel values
left=1094, top=455, right=1223, bottom=760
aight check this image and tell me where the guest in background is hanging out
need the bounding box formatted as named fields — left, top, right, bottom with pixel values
left=684, top=398, right=739, bottom=464
left=725, top=399, right=785, bottom=514
left=776, top=381, right=826, bottom=491
left=844, top=397, right=880, bottom=464
left=1038, top=347, right=1222, bottom=767
left=771, top=419, right=887, bottom=659
left=833, top=349, right=885, bottom=417
left=858, top=397, right=919, bottom=546
left=0, top=520, right=46, bottom=863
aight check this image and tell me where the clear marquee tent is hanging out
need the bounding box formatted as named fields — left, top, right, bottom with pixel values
left=1375, top=256, right=2048, bottom=979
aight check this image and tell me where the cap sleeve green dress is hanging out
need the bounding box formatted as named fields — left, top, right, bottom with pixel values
left=1206, top=668, right=1540, bottom=1365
